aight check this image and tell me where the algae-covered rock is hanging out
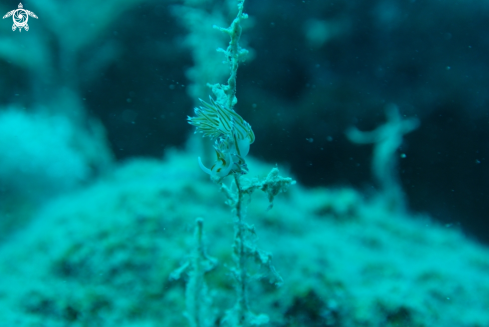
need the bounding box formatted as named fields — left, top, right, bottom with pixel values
left=0, top=149, right=488, bottom=326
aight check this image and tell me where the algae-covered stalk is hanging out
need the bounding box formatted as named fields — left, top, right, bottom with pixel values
left=186, top=1, right=295, bottom=326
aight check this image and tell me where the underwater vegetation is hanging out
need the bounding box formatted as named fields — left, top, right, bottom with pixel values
left=0, top=0, right=488, bottom=326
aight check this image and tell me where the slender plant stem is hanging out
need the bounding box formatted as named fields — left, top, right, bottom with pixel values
left=233, top=173, right=248, bottom=325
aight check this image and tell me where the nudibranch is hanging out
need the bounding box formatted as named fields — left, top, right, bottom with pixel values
left=188, top=97, right=254, bottom=180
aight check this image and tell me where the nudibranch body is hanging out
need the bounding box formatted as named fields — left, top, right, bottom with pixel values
left=188, top=97, right=254, bottom=180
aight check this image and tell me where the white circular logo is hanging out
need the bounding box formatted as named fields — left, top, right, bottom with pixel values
left=14, top=9, right=28, bottom=27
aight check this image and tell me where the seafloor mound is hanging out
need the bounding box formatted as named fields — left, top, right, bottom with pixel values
left=0, top=149, right=488, bottom=326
